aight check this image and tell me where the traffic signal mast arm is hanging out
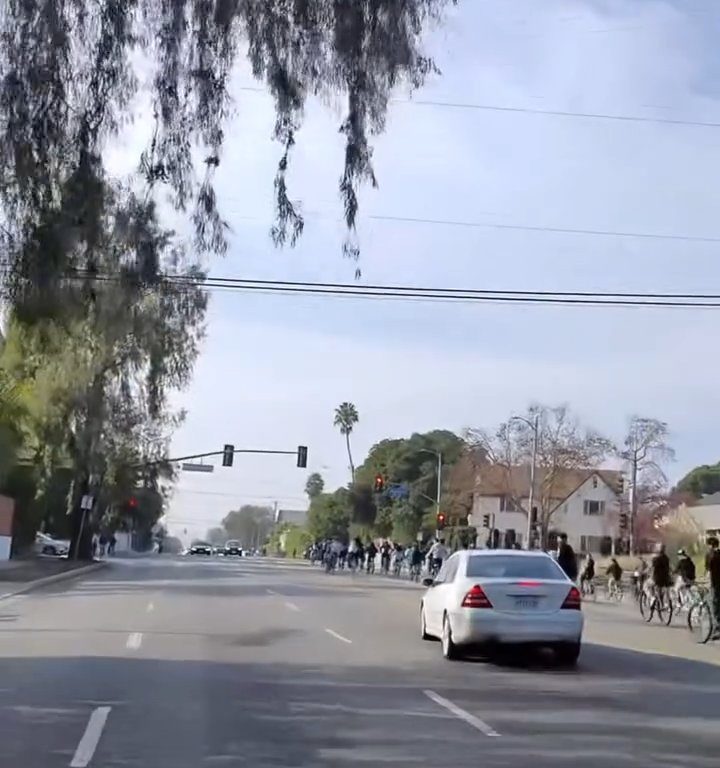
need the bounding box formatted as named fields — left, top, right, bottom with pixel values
left=132, top=446, right=307, bottom=469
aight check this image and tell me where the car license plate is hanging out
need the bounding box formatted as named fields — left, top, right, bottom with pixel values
left=514, top=597, right=539, bottom=610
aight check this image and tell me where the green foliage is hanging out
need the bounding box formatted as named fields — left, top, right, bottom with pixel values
left=304, top=472, right=325, bottom=500
left=355, top=429, right=465, bottom=539
left=222, top=505, right=274, bottom=549
left=676, top=463, right=720, bottom=498
left=0, top=0, right=454, bottom=287
left=269, top=524, right=313, bottom=557
left=307, top=490, right=351, bottom=541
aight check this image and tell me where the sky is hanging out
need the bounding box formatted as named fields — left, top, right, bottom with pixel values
left=109, top=0, right=720, bottom=542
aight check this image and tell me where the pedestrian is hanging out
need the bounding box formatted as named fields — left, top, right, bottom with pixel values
left=98, top=533, right=107, bottom=557
left=556, top=533, right=578, bottom=581
left=706, top=536, right=720, bottom=639
left=91, top=533, right=99, bottom=559
left=108, top=533, right=117, bottom=556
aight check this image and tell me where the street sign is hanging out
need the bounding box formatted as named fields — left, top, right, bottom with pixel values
left=182, top=463, right=214, bottom=473
left=387, top=483, right=409, bottom=500
left=80, top=495, right=94, bottom=511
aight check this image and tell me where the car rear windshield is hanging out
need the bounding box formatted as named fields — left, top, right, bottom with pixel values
left=465, top=555, right=564, bottom=580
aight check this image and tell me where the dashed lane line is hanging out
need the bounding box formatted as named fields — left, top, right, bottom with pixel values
left=424, top=690, right=500, bottom=738
left=324, top=628, right=353, bottom=644
left=69, top=706, right=112, bottom=767
left=284, top=602, right=300, bottom=612
left=126, top=632, right=143, bottom=650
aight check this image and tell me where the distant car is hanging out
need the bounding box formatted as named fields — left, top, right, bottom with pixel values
left=35, top=532, right=70, bottom=557
left=212, top=545, right=225, bottom=556
left=420, top=549, right=583, bottom=665
left=224, top=540, right=243, bottom=557
left=188, top=541, right=213, bottom=556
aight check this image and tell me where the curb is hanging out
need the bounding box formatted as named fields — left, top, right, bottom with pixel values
left=0, top=561, right=107, bottom=601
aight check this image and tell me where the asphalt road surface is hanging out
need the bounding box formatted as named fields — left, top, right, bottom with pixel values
left=1, top=555, right=719, bottom=768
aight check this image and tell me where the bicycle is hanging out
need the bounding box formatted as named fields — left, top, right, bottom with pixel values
left=687, top=586, right=716, bottom=643
left=580, top=578, right=596, bottom=602
left=409, top=562, right=422, bottom=582
left=639, top=583, right=673, bottom=626
left=604, top=578, right=624, bottom=603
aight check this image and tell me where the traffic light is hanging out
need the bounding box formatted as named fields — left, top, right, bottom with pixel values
left=482, top=514, right=490, bottom=528
left=374, top=474, right=385, bottom=493
left=436, top=512, right=447, bottom=530
left=619, top=513, right=628, bottom=531
left=297, top=445, right=308, bottom=468
left=530, top=506, right=538, bottom=526
left=128, top=496, right=138, bottom=509
left=222, top=444, right=234, bottom=467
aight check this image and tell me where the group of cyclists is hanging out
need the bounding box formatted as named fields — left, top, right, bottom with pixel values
left=307, top=537, right=451, bottom=580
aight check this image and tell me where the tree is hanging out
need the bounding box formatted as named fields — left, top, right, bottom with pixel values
left=334, top=402, right=359, bottom=483
left=206, top=526, right=227, bottom=545
left=621, top=416, right=674, bottom=554
left=676, top=463, right=720, bottom=498
left=222, top=505, right=274, bottom=549
left=307, top=490, right=351, bottom=541
left=469, top=405, right=614, bottom=547
left=304, top=472, right=325, bottom=500
left=0, top=0, right=456, bottom=295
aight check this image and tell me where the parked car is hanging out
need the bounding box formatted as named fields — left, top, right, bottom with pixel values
left=212, top=544, right=225, bottom=556
left=35, top=532, right=70, bottom=557
left=188, top=541, right=213, bottom=556
left=420, top=549, right=583, bottom=665
left=224, top=540, right=243, bottom=557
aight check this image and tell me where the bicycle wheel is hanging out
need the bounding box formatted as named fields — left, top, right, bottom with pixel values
left=690, top=602, right=714, bottom=644
left=656, top=594, right=674, bottom=626
left=640, top=592, right=653, bottom=621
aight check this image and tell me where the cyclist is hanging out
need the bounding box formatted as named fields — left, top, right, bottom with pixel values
left=380, top=540, right=392, bottom=574
left=605, top=557, right=623, bottom=598
left=674, top=548, right=696, bottom=606
left=366, top=540, right=378, bottom=574
left=556, top=533, right=578, bottom=582
left=580, top=553, right=595, bottom=596
left=427, top=538, right=448, bottom=576
left=409, top=542, right=424, bottom=581
left=706, top=537, right=720, bottom=639
left=650, top=543, right=672, bottom=605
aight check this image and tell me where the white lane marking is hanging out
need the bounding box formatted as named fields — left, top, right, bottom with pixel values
left=284, top=601, right=300, bottom=612
left=70, top=706, right=112, bottom=767
left=324, top=628, right=352, bottom=644
left=126, top=632, right=143, bottom=650
left=423, top=690, right=500, bottom=737
left=146, top=602, right=154, bottom=613
left=266, top=589, right=279, bottom=596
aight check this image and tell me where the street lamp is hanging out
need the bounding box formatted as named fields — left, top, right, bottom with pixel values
left=418, top=449, right=443, bottom=520
left=510, top=414, right=540, bottom=550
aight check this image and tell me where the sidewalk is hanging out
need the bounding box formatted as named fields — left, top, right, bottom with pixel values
left=0, top=557, right=104, bottom=599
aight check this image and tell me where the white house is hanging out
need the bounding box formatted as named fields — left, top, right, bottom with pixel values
left=471, top=464, right=624, bottom=553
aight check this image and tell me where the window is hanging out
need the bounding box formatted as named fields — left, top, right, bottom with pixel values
left=436, top=555, right=458, bottom=584
left=465, top=554, right=564, bottom=580
left=499, top=495, right=517, bottom=512
left=583, top=500, right=605, bottom=516
left=592, top=476, right=598, bottom=489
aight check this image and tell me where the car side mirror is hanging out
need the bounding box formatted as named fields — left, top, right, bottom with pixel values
left=422, top=577, right=435, bottom=587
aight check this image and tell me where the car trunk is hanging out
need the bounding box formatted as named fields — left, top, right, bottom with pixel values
left=470, top=578, right=572, bottom=614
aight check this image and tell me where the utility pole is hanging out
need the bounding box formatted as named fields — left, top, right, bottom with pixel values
left=436, top=451, right=443, bottom=519
left=629, top=445, right=638, bottom=556
left=511, top=414, right=540, bottom=550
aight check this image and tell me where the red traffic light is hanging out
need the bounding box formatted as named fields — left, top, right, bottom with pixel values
left=374, top=474, right=384, bottom=493
left=436, top=512, right=447, bottom=529
left=128, top=496, right=138, bottom=508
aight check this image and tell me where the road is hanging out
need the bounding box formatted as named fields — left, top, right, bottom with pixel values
left=0, top=555, right=718, bottom=767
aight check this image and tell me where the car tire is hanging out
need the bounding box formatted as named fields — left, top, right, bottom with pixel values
left=555, top=641, right=581, bottom=667
left=420, top=605, right=432, bottom=641
left=441, top=614, right=461, bottom=660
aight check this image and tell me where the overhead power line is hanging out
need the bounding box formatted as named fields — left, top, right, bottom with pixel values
left=235, top=84, right=720, bottom=129
left=70, top=270, right=720, bottom=310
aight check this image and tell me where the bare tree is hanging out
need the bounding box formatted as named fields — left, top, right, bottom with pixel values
left=621, top=416, right=675, bottom=554
left=468, top=404, right=614, bottom=546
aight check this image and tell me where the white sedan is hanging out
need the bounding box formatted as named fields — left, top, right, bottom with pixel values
left=420, top=549, right=583, bottom=665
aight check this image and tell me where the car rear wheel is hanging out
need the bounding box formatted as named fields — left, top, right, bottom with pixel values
left=441, top=614, right=460, bottom=660
left=555, top=641, right=581, bottom=667
left=420, top=605, right=432, bottom=641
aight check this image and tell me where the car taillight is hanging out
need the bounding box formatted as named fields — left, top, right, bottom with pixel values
left=462, top=584, right=493, bottom=609
left=561, top=586, right=582, bottom=610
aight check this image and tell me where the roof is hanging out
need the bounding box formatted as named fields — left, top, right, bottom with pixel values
left=475, top=464, right=623, bottom=501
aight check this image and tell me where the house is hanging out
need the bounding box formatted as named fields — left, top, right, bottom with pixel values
left=470, top=464, right=624, bottom=553
left=681, top=493, right=720, bottom=536
left=274, top=508, right=308, bottom=527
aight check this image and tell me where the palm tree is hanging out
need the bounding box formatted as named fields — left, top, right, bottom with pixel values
left=334, top=402, right=359, bottom=483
